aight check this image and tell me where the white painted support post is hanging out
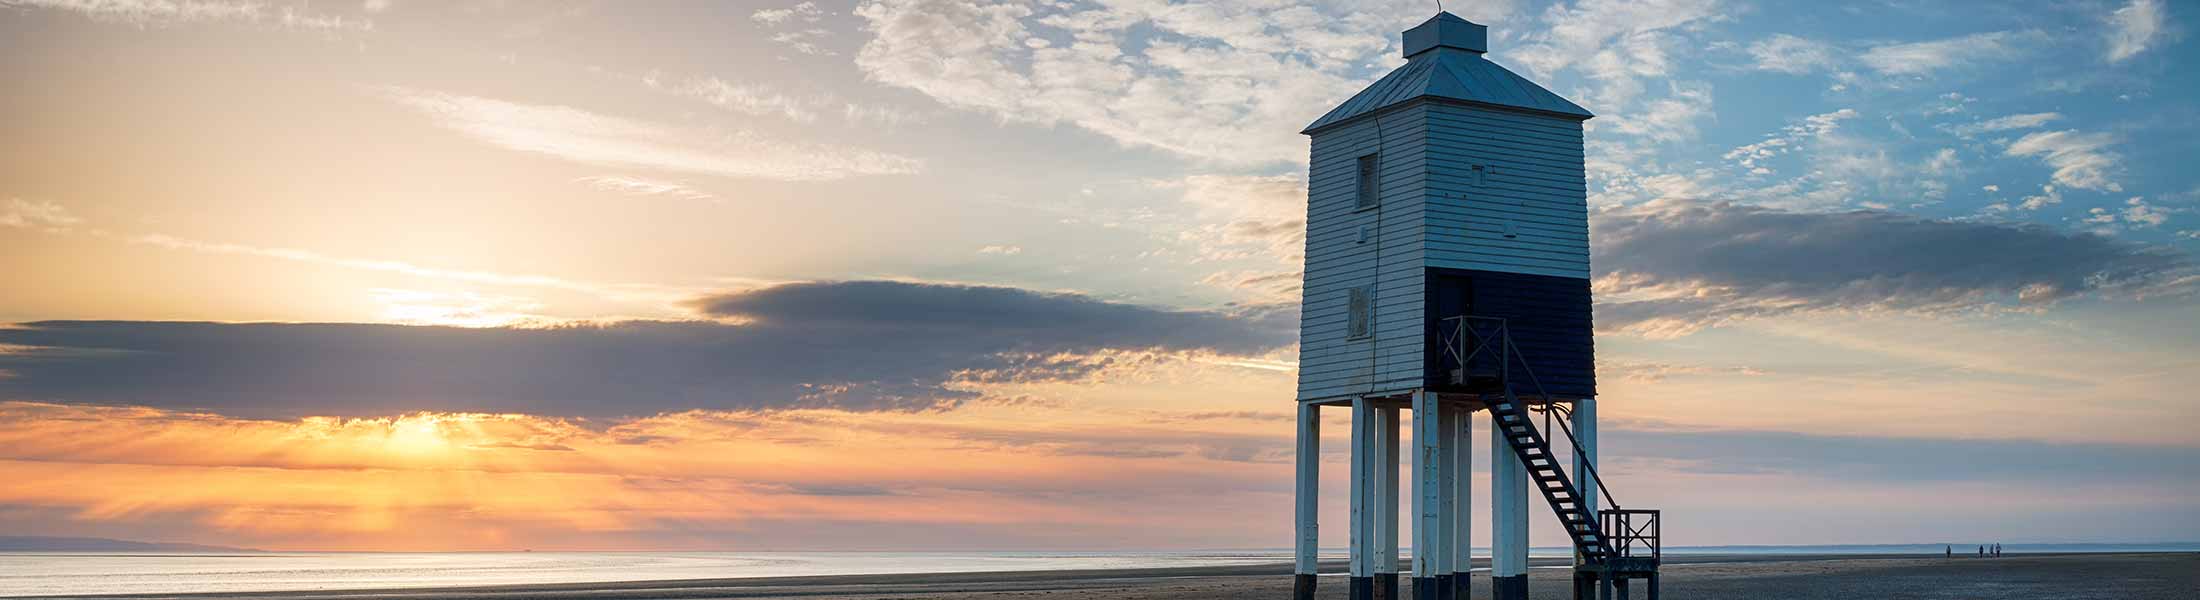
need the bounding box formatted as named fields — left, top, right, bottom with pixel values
left=1295, top=402, right=1321, bottom=599
left=1433, top=400, right=1457, bottom=600
left=1412, top=391, right=1442, bottom=599
left=1379, top=404, right=1402, bottom=597
left=1350, top=397, right=1372, bottom=599
left=1572, top=398, right=1599, bottom=565
left=1492, top=415, right=1529, bottom=600
left=1449, top=403, right=1473, bottom=599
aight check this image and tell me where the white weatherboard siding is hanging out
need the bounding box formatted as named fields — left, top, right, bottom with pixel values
left=1298, top=105, right=1430, bottom=401
left=1422, top=103, right=1589, bottom=279
left=1297, top=101, right=1590, bottom=401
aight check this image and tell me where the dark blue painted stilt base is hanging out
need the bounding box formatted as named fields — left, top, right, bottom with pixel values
left=1493, top=574, right=1528, bottom=600
left=1414, top=576, right=1440, bottom=600
left=1433, top=574, right=1454, bottom=600
left=1377, top=573, right=1399, bottom=600
left=1293, top=573, right=1317, bottom=600
left=1451, top=572, right=1472, bottom=600
left=1350, top=576, right=1374, bottom=600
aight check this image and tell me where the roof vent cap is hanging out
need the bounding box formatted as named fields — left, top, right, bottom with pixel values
left=1403, top=12, right=1487, bottom=57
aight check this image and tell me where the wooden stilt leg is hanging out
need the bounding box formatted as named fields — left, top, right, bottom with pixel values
left=1295, top=402, right=1320, bottom=600
left=1350, top=398, right=1372, bottom=600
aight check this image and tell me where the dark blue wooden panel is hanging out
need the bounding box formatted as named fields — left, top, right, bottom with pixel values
left=1424, top=267, right=1596, bottom=398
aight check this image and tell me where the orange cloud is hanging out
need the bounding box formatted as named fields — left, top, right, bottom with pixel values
left=0, top=400, right=1302, bottom=551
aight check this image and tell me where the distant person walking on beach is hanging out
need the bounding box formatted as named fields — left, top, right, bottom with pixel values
left=1978, top=545, right=1985, bottom=556
left=1945, top=545, right=1952, bottom=558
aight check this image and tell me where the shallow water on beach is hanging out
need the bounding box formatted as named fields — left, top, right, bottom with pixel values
left=0, top=551, right=1285, bottom=597
left=4, top=544, right=2194, bottom=597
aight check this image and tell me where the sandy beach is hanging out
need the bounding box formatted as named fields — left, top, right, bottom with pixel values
left=27, top=552, right=2196, bottom=600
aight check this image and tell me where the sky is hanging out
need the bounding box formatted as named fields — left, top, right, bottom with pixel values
left=0, top=0, right=2196, bottom=552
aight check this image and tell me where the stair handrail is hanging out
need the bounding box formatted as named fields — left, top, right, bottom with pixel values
left=1501, top=333, right=1622, bottom=512
left=1443, top=314, right=1622, bottom=513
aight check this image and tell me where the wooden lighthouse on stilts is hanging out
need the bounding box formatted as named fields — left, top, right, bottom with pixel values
left=1291, top=13, right=1661, bottom=600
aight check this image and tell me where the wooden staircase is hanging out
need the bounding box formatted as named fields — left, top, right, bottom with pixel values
left=1446, top=315, right=1661, bottom=599
left=1485, top=388, right=1613, bottom=562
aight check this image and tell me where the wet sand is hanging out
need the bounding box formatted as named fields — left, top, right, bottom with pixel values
left=33, top=552, right=2199, bottom=600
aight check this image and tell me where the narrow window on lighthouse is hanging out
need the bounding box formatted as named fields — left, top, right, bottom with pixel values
left=1347, top=286, right=1373, bottom=339
left=1355, top=154, right=1380, bottom=210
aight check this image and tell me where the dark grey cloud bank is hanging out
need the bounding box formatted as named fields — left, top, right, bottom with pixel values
left=1592, top=201, right=2194, bottom=334
left=1605, top=426, right=2200, bottom=485
left=0, top=281, right=1293, bottom=419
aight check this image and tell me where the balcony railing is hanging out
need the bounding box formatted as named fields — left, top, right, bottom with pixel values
left=1602, top=508, right=1661, bottom=562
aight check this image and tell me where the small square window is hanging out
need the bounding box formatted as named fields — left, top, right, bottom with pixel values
left=1347, top=286, right=1373, bottom=339
left=1355, top=154, right=1380, bottom=210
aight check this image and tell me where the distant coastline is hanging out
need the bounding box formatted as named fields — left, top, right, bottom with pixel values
left=0, top=536, right=258, bottom=553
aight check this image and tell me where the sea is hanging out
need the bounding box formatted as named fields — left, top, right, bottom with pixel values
left=3, top=544, right=2195, bottom=597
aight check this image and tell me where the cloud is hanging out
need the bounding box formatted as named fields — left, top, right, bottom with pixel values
left=850, top=0, right=1434, bottom=166
left=0, top=281, right=1293, bottom=418
left=1513, top=0, right=1724, bottom=79
left=0, top=198, right=79, bottom=232
left=7, top=397, right=2199, bottom=550
left=769, top=29, right=835, bottom=56
left=572, top=175, right=715, bottom=201
left=1160, top=174, right=1307, bottom=263
left=641, top=73, right=923, bottom=127
left=846, top=0, right=1714, bottom=162
left=1612, top=425, right=2200, bottom=484
left=369, top=288, right=547, bottom=328
left=1724, top=108, right=1855, bottom=172
left=1744, top=34, right=1835, bottom=74
left=1715, top=108, right=1955, bottom=210
left=689, top=280, right=1291, bottom=351
left=0, top=400, right=1320, bottom=550
left=1939, top=112, right=2060, bottom=137
left=2004, top=129, right=2123, bottom=192
left=752, top=1, right=823, bottom=25
left=750, top=3, right=836, bottom=56
left=381, top=87, right=921, bottom=182
left=119, top=232, right=693, bottom=305
left=0, top=200, right=701, bottom=316
left=641, top=74, right=823, bottom=123
left=976, top=245, right=1022, bottom=255
left=1604, top=80, right=1715, bottom=143
left=3, top=0, right=371, bottom=32
left=1592, top=200, right=2194, bottom=337
left=1512, top=0, right=1724, bottom=143
left=2085, top=197, right=2176, bottom=229
left=1149, top=174, right=1309, bottom=303
left=2105, top=0, right=2170, bottom=62
left=2023, top=187, right=2067, bottom=211
left=1860, top=30, right=2045, bottom=76
left=1600, top=359, right=1763, bottom=383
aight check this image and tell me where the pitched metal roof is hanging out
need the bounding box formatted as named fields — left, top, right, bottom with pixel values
left=1302, top=13, right=1592, bottom=134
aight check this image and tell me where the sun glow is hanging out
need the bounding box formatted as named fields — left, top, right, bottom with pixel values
left=385, top=414, right=451, bottom=454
